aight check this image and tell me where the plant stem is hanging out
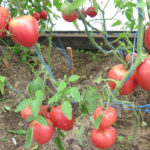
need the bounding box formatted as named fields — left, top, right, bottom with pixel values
left=15, top=0, right=23, bottom=15
left=48, top=28, right=53, bottom=66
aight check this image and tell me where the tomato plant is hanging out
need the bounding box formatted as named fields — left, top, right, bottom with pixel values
left=77, top=9, right=87, bottom=20
left=91, top=127, right=117, bottom=149
left=50, top=105, right=74, bottom=131
left=30, top=119, right=54, bottom=144
left=9, top=15, right=39, bottom=47
left=108, top=64, right=138, bottom=95
left=0, top=7, right=11, bottom=38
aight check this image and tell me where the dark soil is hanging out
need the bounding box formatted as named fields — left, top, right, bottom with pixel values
left=0, top=45, right=150, bottom=150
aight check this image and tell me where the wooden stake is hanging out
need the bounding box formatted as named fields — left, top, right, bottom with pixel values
left=66, top=47, right=74, bottom=75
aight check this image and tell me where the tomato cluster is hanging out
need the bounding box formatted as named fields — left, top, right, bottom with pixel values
left=0, top=7, right=49, bottom=48
left=21, top=104, right=74, bottom=144
left=61, top=6, right=97, bottom=22
left=91, top=106, right=117, bottom=149
left=32, top=10, right=48, bottom=21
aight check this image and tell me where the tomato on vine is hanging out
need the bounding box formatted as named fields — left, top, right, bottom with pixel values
left=9, top=15, right=39, bottom=47
left=86, top=6, right=97, bottom=18
left=91, top=127, right=116, bottom=149
left=0, top=7, right=11, bottom=38
left=108, top=64, right=138, bottom=95
left=30, top=119, right=54, bottom=144
left=32, top=12, right=40, bottom=21
left=62, top=11, right=78, bottom=22
left=94, top=106, right=117, bottom=130
left=40, top=10, right=48, bottom=20
left=50, top=105, right=74, bottom=131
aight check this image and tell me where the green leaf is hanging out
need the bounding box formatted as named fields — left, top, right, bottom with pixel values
left=26, top=127, right=33, bottom=149
left=117, top=136, right=124, bottom=142
left=15, top=99, right=31, bottom=112
left=61, top=101, right=72, bottom=120
left=84, top=87, right=99, bottom=113
left=26, top=115, right=35, bottom=122
left=112, top=20, right=121, bottom=27
left=137, top=2, right=147, bottom=8
left=68, top=75, right=80, bottom=82
left=69, top=0, right=86, bottom=10
left=2, top=138, right=8, bottom=142
left=78, top=124, right=85, bottom=147
left=94, top=114, right=102, bottom=129
left=69, top=87, right=80, bottom=102
left=0, top=75, right=5, bottom=95
left=35, top=90, right=44, bottom=102
left=48, top=92, right=62, bottom=104
left=20, top=55, right=26, bottom=64
left=141, top=121, right=147, bottom=127
left=93, top=0, right=99, bottom=13
left=54, top=136, right=65, bottom=150
left=8, top=129, right=27, bottom=135
left=57, top=81, right=67, bottom=92
left=30, top=100, right=41, bottom=117
left=128, top=135, right=134, bottom=140
left=36, top=115, right=47, bottom=126
left=31, top=145, right=38, bottom=150
left=4, top=106, right=11, bottom=111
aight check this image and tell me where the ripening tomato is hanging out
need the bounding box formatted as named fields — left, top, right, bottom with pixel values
left=135, top=57, right=150, bottom=91
left=108, top=64, right=138, bottom=95
left=30, top=119, right=54, bottom=144
left=21, top=105, right=41, bottom=120
left=94, top=106, right=117, bottom=130
left=86, top=6, right=97, bottom=18
left=42, top=105, right=51, bottom=119
left=125, top=53, right=137, bottom=63
left=50, top=105, right=74, bottom=131
left=40, top=10, right=48, bottom=20
left=32, top=12, right=40, bottom=21
left=91, top=127, right=116, bottom=149
left=0, top=7, right=11, bottom=38
left=77, top=9, right=87, bottom=20
left=9, top=15, right=39, bottom=47
left=62, top=11, right=78, bottom=22
left=144, top=26, right=150, bottom=51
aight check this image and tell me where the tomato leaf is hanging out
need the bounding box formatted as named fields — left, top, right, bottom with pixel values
left=69, top=87, right=80, bottom=102
left=48, top=92, right=62, bottom=104
left=8, top=129, right=27, bottom=135
left=36, top=115, right=47, bottom=126
left=69, top=0, right=86, bottom=10
left=61, top=101, right=72, bottom=120
left=35, top=90, right=44, bottom=102
left=15, top=99, right=31, bottom=112
left=26, top=115, right=35, bottom=122
left=54, top=136, right=65, bottom=150
left=68, top=75, right=80, bottom=82
left=30, top=100, right=41, bottom=117
left=26, top=127, right=33, bottom=148
left=93, top=0, right=99, bottom=13
left=111, top=20, right=121, bottom=27
left=78, top=124, right=85, bottom=147
left=0, top=75, right=5, bottom=95
left=95, top=114, right=102, bottom=129
left=57, top=81, right=67, bottom=92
